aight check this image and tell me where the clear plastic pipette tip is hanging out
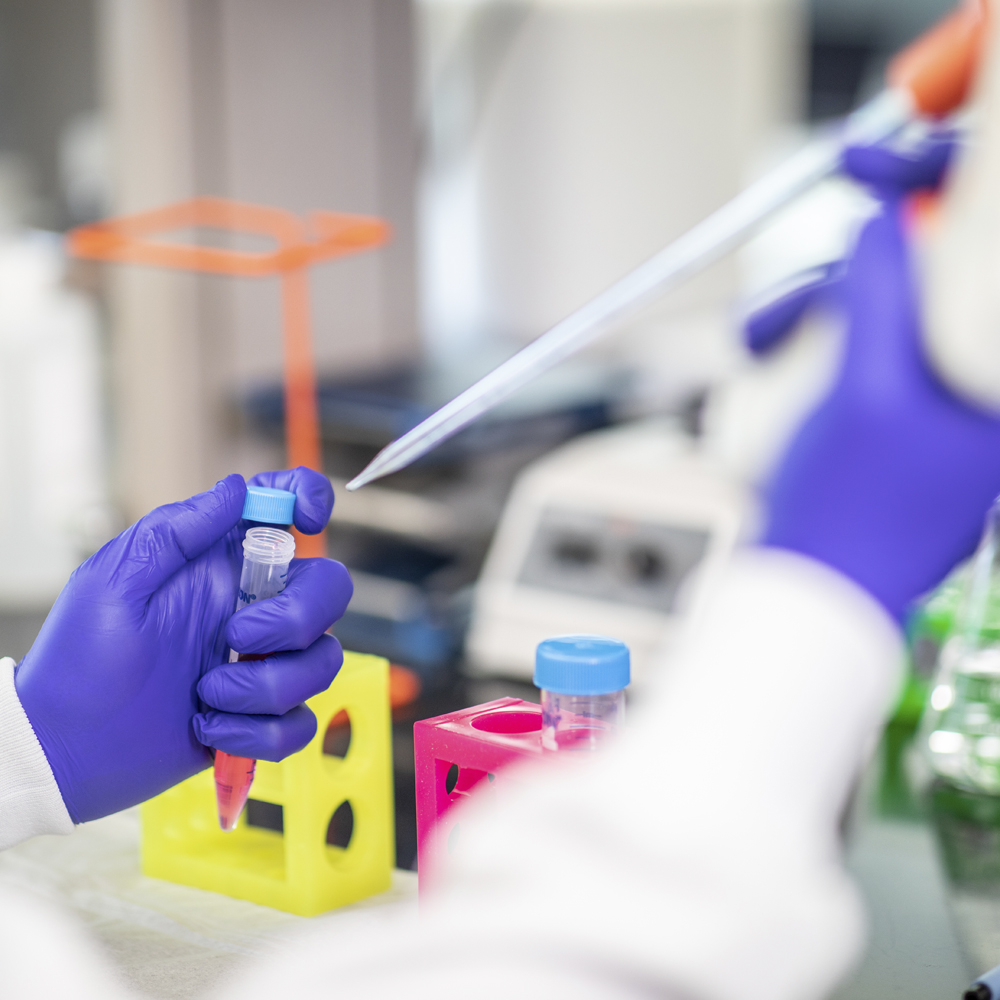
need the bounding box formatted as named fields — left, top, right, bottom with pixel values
left=346, top=447, right=401, bottom=490
left=344, top=91, right=915, bottom=493
left=345, top=470, right=374, bottom=491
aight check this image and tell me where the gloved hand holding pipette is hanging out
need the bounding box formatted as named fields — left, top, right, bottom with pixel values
left=747, top=129, right=1000, bottom=623
left=10, top=466, right=352, bottom=825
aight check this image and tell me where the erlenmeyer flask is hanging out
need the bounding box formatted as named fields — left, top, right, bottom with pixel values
left=923, top=497, right=1000, bottom=793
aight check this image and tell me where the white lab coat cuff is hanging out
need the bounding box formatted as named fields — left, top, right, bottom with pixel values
left=0, top=657, right=74, bottom=849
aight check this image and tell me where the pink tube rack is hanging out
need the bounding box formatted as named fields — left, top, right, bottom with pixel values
left=413, top=697, right=543, bottom=893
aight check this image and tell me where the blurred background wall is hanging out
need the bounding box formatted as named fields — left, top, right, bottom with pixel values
left=100, top=0, right=420, bottom=522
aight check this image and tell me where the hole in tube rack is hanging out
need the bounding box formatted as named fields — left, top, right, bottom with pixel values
left=326, top=800, right=354, bottom=849
left=455, top=767, right=487, bottom=793
left=471, top=711, right=542, bottom=735
left=445, top=763, right=459, bottom=795
left=245, top=799, right=284, bottom=833
left=323, top=710, right=351, bottom=758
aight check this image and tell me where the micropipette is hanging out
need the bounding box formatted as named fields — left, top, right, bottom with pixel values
left=346, top=0, right=987, bottom=492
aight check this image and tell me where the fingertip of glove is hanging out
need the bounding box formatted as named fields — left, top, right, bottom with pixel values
left=195, top=670, right=219, bottom=707
left=246, top=467, right=332, bottom=534
left=286, top=556, right=354, bottom=597
left=292, top=469, right=334, bottom=535
left=191, top=712, right=210, bottom=746
left=272, top=704, right=318, bottom=760
left=201, top=474, right=247, bottom=522
left=313, top=631, right=346, bottom=683
left=841, top=135, right=956, bottom=195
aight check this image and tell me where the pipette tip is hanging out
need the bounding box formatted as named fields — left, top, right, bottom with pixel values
left=345, top=463, right=387, bottom=491
left=346, top=443, right=408, bottom=490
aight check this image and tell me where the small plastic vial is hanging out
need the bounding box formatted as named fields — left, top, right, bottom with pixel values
left=229, top=525, right=297, bottom=653
left=215, top=485, right=297, bottom=832
left=534, top=635, right=630, bottom=751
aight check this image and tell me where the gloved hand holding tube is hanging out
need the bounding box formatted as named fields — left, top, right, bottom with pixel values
left=13, top=467, right=352, bottom=824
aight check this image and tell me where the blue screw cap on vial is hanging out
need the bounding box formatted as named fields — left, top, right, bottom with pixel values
left=241, top=486, right=296, bottom=525
left=534, top=635, right=630, bottom=695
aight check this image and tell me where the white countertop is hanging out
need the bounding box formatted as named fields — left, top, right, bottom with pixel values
left=0, top=809, right=417, bottom=999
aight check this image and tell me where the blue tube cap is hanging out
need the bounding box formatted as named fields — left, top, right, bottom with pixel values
left=242, top=486, right=296, bottom=525
left=534, top=635, right=630, bottom=696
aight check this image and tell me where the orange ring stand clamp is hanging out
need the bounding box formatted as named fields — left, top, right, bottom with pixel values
left=68, top=197, right=390, bottom=557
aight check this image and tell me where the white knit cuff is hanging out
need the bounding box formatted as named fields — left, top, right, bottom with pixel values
left=0, top=657, right=73, bottom=849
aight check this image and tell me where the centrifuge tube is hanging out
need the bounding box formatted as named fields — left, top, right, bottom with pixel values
left=215, top=486, right=297, bottom=832
left=534, top=635, right=630, bottom=751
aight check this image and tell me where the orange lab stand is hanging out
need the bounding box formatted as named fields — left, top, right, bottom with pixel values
left=68, top=197, right=390, bottom=557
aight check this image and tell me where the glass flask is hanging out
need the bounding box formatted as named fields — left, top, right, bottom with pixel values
left=922, top=498, right=1000, bottom=793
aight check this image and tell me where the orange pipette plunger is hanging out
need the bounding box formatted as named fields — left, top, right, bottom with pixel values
left=889, top=0, right=990, bottom=118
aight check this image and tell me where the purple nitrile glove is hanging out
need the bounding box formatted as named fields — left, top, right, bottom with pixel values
left=752, top=131, right=1000, bottom=622
left=14, top=467, right=353, bottom=823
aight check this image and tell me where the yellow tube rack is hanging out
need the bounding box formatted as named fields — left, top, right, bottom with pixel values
left=141, top=650, right=394, bottom=916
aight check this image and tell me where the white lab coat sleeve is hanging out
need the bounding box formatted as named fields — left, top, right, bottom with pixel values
left=0, top=656, right=74, bottom=849
left=212, top=546, right=905, bottom=1000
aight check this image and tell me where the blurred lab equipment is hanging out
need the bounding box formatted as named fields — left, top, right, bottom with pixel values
left=0, top=230, right=109, bottom=607
left=413, top=696, right=542, bottom=894
left=215, top=485, right=298, bottom=833
left=349, top=0, right=987, bottom=490
left=967, top=960, right=1000, bottom=1000
left=534, top=635, right=629, bottom=752
left=810, top=0, right=958, bottom=120
left=889, top=562, right=968, bottom=729
left=144, top=650, right=394, bottom=915
left=15, top=471, right=346, bottom=824
left=922, top=499, right=1000, bottom=794
left=928, top=780, right=1000, bottom=984
left=466, top=420, right=752, bottom=680
left=420, top=0, right=799, bottom=351
left=69, top=198, right=389, bottom=559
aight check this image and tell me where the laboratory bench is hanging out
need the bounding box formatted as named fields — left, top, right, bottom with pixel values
left=0, top=708, right=985, bottom=1000
left=0, top=808, right=417, bottom=999
left=0, top=596, right=988, bottom=999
